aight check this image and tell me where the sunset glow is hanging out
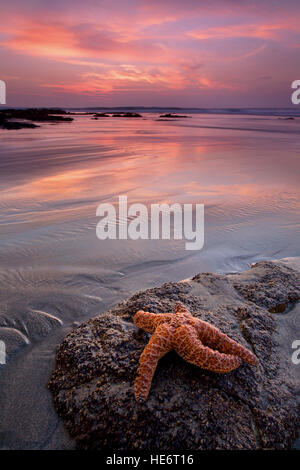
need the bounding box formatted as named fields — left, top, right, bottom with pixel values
left=1, top=0, right=300, bottom=107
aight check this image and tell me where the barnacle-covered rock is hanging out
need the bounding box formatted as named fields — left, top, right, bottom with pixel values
left=49, top=261, right=300, bottom=450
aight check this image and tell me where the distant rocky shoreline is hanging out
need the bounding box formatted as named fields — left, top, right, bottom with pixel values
left=1, top=107, right=298, bottom=130
left=49, top=260, right=300, bottom=450
left=0, top=108, right=193, bottom=130
left=0, top=108, right=146, bottom=129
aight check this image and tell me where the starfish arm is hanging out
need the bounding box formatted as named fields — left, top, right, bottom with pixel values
left=192, top=318, right=257, bottom=365
left=173, top=325, right=242, bottom=373
left=134, top=323, right=173, bottom=402
left=133, top=310, right=173, bottom=334
left=214, top=331, right=257, bottom=365
left=174, top=303, right=192, bottom=316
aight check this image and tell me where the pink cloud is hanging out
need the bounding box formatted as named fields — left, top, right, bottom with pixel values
left=1, top=0, right=300, bottom=106
left=40, top=63, right=239, bottom=97
left=3, top=22, right=168, bottom=62
left=187, top=23, right=291, bottom=41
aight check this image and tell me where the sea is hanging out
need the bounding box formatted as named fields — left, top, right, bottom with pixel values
left=0, top=107, right=299, bottom=448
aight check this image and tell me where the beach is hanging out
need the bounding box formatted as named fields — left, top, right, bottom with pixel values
left=0, top=110, right=299, bottom=449
left=49, top=259, right=300, bottom=450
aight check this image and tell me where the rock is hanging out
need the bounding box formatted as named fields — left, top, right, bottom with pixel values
left=0, top=115, right=39, bottom=130
left=159, top=113, right=188, bottom=118
left=0, top=109, right=73, bottom=127
left=111, top=112, right=142, bottom=118
left=49, top=261, right=300, bottom=450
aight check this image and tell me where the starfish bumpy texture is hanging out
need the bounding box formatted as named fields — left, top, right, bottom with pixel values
left=134, top=302, right=258, bottom=401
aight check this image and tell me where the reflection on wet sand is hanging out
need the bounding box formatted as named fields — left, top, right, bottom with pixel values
left=0, top=113, right=299, bottom=449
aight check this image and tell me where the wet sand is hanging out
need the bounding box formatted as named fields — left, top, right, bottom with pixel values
left=0, top=112, right=299, bottom=448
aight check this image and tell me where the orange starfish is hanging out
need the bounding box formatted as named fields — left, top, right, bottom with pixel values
left=134, top=302, right=257, bottom=402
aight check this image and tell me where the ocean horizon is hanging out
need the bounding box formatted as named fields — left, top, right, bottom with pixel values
left=3, top=105, right=300, bottom=117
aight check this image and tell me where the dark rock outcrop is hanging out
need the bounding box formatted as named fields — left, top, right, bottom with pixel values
left=49, top=261, right=300, bottom=450
left=111, top=112, right=142, bottom=118
left=159, top=113, right=188, bottom=118
left=0, top=116, right=39, bottom=129
left=0, top=108, right=73, bottom=130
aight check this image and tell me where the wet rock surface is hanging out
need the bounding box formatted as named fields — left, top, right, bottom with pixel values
left=49, top=261, right=300, bottom=450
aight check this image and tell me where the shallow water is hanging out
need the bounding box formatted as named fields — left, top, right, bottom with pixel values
left=0, top=112, right=299, bottom=449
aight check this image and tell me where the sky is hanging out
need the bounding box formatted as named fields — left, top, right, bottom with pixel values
left=0, top=0, right=300, bottom=107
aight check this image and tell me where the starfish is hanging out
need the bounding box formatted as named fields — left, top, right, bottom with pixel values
left=133, top=302, right=257, bottom=402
